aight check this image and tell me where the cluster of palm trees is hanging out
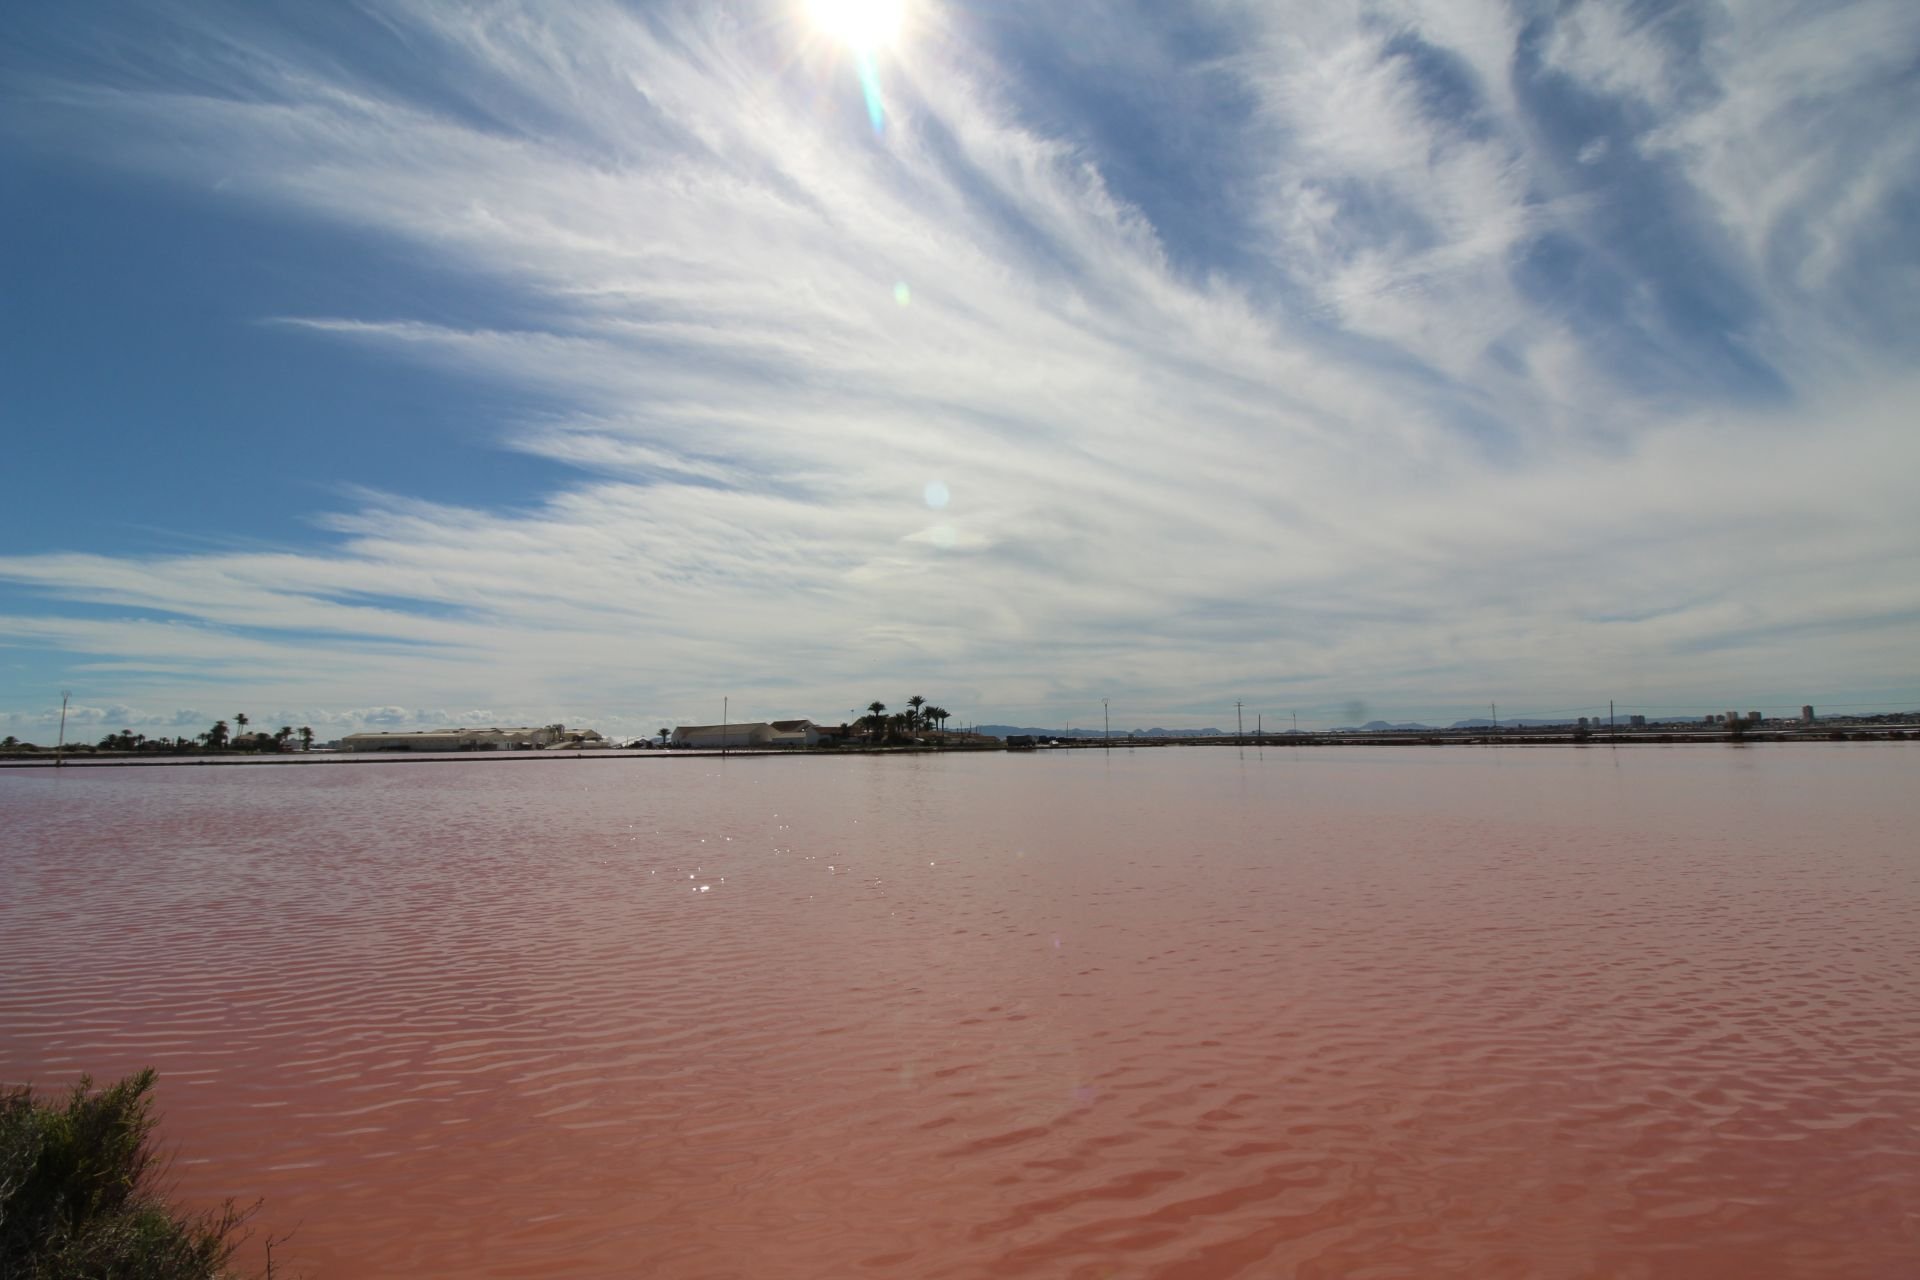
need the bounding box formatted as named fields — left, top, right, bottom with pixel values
left=28, top=716, right=323, bottom=755
left=95, top=730, right=152, bottom=751
left=195, top=716, right=316, bottom=753
left=860, top=694, right=955, bottom=742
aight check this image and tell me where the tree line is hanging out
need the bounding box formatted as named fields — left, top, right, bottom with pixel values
left=186, top=715, right=317, bottom=753
left=1, top=715, right=318, bottom=755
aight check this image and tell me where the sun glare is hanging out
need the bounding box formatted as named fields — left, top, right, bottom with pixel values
left=806, top=0, right=905, bottom=54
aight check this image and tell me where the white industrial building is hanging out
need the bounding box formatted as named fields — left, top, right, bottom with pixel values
left=340, top=725, right=602, bottom=753
left=669, top=719, right=825, bottom=749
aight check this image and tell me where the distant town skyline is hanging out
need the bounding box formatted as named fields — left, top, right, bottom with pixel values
left=4, top=1, right=1917, bottom=743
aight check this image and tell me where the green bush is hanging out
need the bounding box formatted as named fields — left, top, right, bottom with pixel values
left=1, top=1070, right=255, bottom=1279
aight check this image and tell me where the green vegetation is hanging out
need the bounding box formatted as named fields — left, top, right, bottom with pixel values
left=856, top=696, right=958, bottom=744
left=4, top=722, right=318, bottom=757
left=1, top=1070, right=256, bottom=1279
left=3, top=715, right=322, bottom=758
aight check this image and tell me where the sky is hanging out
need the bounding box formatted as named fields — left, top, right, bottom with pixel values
left=3, top=0, right=1918, bottom=741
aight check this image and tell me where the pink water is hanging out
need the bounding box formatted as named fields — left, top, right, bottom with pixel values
left=3, top=746, right=1917, bottom=1278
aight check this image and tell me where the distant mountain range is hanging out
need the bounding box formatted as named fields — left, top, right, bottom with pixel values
left=1342, top=718, right=1600, bottom=731
left=976, top=725, right=1227, bottom=740
left=977, top=715, right=1727, bottom=740
left=1345, top=716, right=1711, bottom=731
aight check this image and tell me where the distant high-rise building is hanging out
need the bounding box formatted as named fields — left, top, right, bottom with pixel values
left=1629, top=714, right=1646, bottom=727
left=1802, top=705, right=1815, bottom=723
left=1578, top=716, right=1589, bottom=729
left=1725, top=711, right=1739, bottom=725
left=1748, top=710, right=1762, bottom=723
left=1705, top=714, right=1719, bottom=725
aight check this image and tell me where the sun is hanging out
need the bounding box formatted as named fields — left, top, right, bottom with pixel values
left=805, top=0, right=906, bottom=55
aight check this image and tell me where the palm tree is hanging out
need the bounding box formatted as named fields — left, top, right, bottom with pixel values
left=906, top=695, right=926, bottom=731
left=205, top=720, right=230, bottom=750
left=299, top=726, right=314, bottom=751
left=658, top=728, right=670, bottom=746
left=235, top=713, right=249, bottom=737
left=275, top=726, right=293, bottom=752
left=926, top=705, right=949, bottom=735
left=866, top=701, right=887, bottom=740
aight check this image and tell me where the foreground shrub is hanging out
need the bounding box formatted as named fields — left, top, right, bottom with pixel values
left=1, top=1069, right=255, bottom=1279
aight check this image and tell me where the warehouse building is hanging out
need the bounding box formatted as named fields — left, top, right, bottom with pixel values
left=669, top=720, right=825, bottom=749
left=340, top=725, right=594, bottom=752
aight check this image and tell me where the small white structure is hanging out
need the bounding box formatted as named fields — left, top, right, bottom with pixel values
left=341, top=725, right=581, bottom=753
left=769, top=719, right=824, bottom=746
left=670, top=720, right=823, bottom=749
left=543, top=730, right=609, bottom=750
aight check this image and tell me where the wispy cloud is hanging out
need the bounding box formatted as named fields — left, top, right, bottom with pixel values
left=1, top=0, right=1915, bottom=734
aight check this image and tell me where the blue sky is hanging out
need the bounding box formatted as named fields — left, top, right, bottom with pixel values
left=3, top=0, right=1917, bottom=740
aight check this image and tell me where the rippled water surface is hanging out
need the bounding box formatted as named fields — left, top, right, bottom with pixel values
left=4, top=746, right=1917, bottom=1278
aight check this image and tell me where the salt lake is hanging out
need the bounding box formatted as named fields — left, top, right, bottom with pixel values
left=3, top=745, right=1915, bottom=1277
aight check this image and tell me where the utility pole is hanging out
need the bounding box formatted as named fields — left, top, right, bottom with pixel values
left=56, top=690, right=70, bottom=768
left=1103, top=697, right=1109, bottom=748
left=1491, top=702, right=1498, bottom=730
left=723, top=695, right=728, bottom=756
left=1235, top=700, right=1244, bottom=740
left=1292, top=709, right=1297, bottom=735
left=1610, top=699, right=1615, bottom=737
left=1257, top=713, right=1262, bottom=741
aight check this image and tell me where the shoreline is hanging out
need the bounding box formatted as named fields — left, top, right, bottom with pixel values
left=2, top=728, right=1913, bottom=769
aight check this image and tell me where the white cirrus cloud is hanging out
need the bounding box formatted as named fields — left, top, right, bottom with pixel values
left=1, top=0, right=1915, bottom=729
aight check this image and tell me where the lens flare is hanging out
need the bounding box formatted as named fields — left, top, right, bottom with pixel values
left=805, top=0, right=906, bottom=132
left=856, top=52, right=886, bottom=132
